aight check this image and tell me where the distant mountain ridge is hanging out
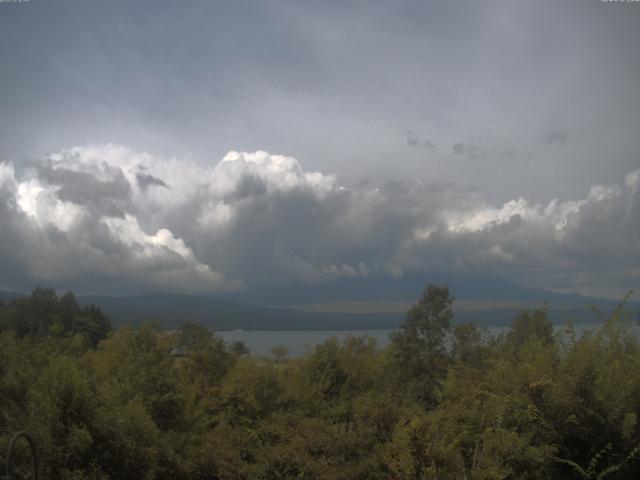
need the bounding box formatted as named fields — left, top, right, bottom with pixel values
left=0, top=290, right=25, bottom=301
left=2, top=275, right=637, bottom=331
left=216, top=273, right=622, bottom=306
left=76, top=293, right=401, bottom=331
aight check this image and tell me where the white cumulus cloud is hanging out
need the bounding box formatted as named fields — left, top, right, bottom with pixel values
left=0, top=144, right=638, bottom=298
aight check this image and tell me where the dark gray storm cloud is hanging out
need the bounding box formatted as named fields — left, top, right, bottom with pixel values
left=545, top=131, right=570, bottom=146
left=0, top=1, right=638, bottom=297
left=1, top=0, right=638, bottom=204
left=0, top=146, right=638, bottom=298
left=136, top=173, right=168, bottom=191
left=452, top=143, right=486, bottom=161
left=407, top=131, right=438, bottom=152
left=36, top=162, right=133, bottom=218
left=406, top=131, right=420, bottom=147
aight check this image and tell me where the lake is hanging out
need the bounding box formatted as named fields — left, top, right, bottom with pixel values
left=219, top=322, right=640, bottom=357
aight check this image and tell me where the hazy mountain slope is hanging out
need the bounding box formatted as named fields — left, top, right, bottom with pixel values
left=0, top=290, right=25, bottom=301
left=217, top=274, right=604, bottom=306
left=76, top=292, right=639, bottom=332
left=4, top=273, right=637, bottom=331
left=77, top=293, right=401, bottom=330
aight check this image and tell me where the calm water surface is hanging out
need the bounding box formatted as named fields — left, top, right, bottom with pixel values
left=219, top=322, right=640, bottom=357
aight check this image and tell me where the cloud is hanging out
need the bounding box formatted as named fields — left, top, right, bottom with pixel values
left=406, top=130, right=438, bottom=152
left=0, top=144, right=638, bottom=297
left=136, top=172, right=168, bottom=191
left=0, top=147, right=235, bottom=294
left=406, top=130, right=419, bottom=147
left=452, top=142, right=487, bottom=160
left=545, top=130, right=569, bottom=145
left=2, top=0, right=639, bottom=210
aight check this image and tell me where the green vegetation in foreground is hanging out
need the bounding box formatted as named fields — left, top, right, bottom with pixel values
left=1, top=287, right=639, bottom=479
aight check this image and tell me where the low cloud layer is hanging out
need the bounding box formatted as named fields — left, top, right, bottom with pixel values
left=1, top=145, right=638, bottom=297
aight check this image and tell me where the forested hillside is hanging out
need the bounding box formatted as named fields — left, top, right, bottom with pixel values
left=1, top=287, right=639, bottom=479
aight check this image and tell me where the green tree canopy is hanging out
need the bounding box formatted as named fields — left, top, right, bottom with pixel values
left=390, top=284, right=454, bottom=407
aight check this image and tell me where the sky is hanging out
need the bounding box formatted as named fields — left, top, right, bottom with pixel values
left=0, top=0, right=639, bottom=299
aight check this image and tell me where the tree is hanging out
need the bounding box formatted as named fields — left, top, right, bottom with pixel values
left=228, top=340, right=251, bottom=357
left=505, top=308, right=554, bottom=359
left=271, top=345, right=289, bottom=363
left=0, top=288, right=111, bottom=346
left=177, top=320, right=213, bottom=352
left=390, top=285, right=453, bottom=407
left=451, top=322, right=485, bottom=365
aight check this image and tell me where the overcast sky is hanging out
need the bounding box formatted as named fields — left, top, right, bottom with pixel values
left=1, top=0, right=639, bottom=298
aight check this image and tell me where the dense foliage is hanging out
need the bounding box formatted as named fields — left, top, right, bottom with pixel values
left=1, top=287, right=639, bottom=479
left=0, top=288, right=111, bottom=347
